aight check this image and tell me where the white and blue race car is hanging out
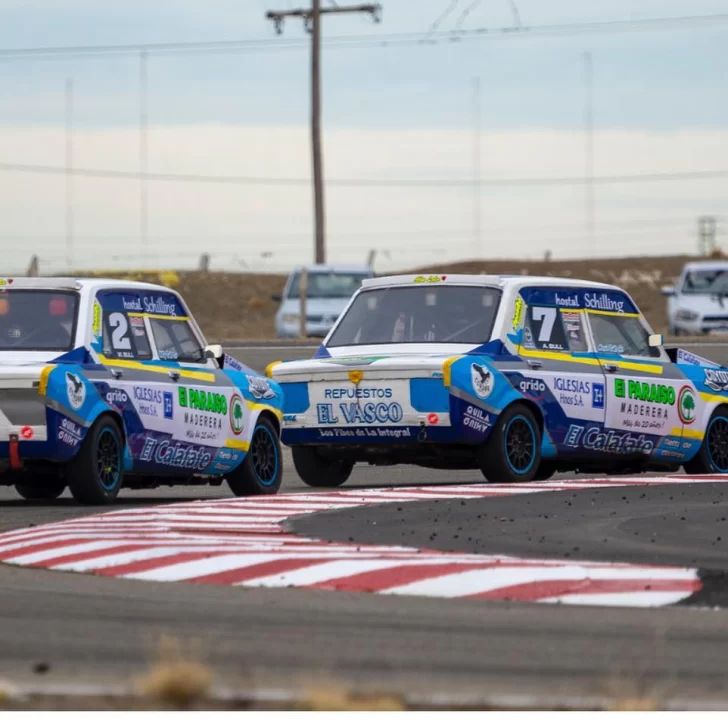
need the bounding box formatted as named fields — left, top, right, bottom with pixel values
left=0, top=277, right=283, bottom=504
left=269, top=274, right=728, bottom=486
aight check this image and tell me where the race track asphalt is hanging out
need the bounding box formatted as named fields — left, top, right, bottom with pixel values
left=2, top=341, right=728, bottom=706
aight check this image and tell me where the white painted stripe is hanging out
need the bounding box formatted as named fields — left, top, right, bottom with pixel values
left=55, top=547, right=184, bottom=572
left=540, top=590, right=696, bottom=607
left=126, top=553, right=284, bottom=581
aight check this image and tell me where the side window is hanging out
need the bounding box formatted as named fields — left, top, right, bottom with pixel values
left=523, top=306, right=586, bottom=352
left=589, top=313, right=654, bottom=357
left=102, top=311, right=152, bottom=360
left=148, top=317, right=204, bottom=362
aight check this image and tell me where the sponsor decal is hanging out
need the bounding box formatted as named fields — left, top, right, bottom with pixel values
left=678, top=385, right=697, bottom=425
left=427, top=413, right=439, bottom=425
left=105, top=388, right=129, bottom=408
left=58, top=417, right=82, bottom=447
left=317, top=401, right=404, bottom=425
left=614, top=378, right=675, bottom=405
left=324, top=387, right=393, bottom=399
left=122, top=296, right=143, bottom=312
left=184, top=410, right=223, bottom=441
left=564, top=424, right=654, bottom=455
left=246, top=375, right=275, bottom=400
left=65, top=372, right=86, bottom=411
left=230, top=394, right=244, bottom=435
left=661, top=437, right=681, bottom=450
left=512, top=296, right=525, bottom=332
left=583, top=292, right=625, bottom=313
left=519, top=377, right=546, bottom=398
left=178, top=386, right=228, bottom=414
left=705, top=369, right=728, bottom=392
left=555, top=293, right=579, bottom=308
left=471, top=363, right=494, bottom=399
left=463, top=405, right=491, bottom=434
left=20, top=426, right=34, bottom=439
left=223, top=354, right=244, bottom=372
left=413, top=275, right=445, bottom=284
left=143, top=295, right=177, bottom=316
left=598, top=344, right=625, bottom=354
left=283, top=414, right=298, bottom=422
left=92, top=301, right=102, bottom=337
left=163, top=391, right=174, bottom=420
left=592, top=382, right=605, bottom=409
left=317, top=427, right=412, bottom=439
left=139, top=437, right=213, bottom=470
left=133, top=386, right=164, bottom=404
left=0, top=278, right=13, bottom=286
left=553, top=377, right=592, bottom=408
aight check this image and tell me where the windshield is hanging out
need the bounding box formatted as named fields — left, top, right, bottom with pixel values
left=0, top=290, right=78, bottom=351
left=681, top=269, right=728, bottom=295
left=286, top=271, right=368, bottom=300
left=327, top=285, right=501, bottom=347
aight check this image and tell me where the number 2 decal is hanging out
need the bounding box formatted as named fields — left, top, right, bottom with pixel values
left=109, top=312, right=132, bottom=351
left=531, top=307, right=557, bottom=342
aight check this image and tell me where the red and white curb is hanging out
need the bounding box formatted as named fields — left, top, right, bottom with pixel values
left=0, top=474, right=722, bottom=607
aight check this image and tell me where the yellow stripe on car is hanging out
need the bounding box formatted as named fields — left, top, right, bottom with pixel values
left=97, top=355, right=216, bottom=382
left=265, top=360, right=283, bottom=379
left=38, top=365, right=56, bottom=396
left=224, top=439, right=249, bottom=452
left=442, top=356, right=462, bottom=388
left=516, top=348, right=663, bottom=374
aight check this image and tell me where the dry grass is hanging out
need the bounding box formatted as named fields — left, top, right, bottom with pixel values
left=296, top=686, right=405, bottom=711
left=134, top=636, right=213, bottom=709
left=609, top=697, right=660, bottom=711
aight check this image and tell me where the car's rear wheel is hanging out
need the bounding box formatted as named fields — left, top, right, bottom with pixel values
left=227, top=417, right=282, bottom=496
left=684, top=408, right=728, bottom=475
left=292, top=447, right=354, bottom=488
left=533, top=461, right=557, bottom=481
left=478, top=404, right=542, bottom=483
left=15, top=479, right=66, bottom=500
left=67, top=415, right=124, bottom=505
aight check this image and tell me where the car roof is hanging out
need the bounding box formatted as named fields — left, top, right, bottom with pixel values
left=289, top=264, right=373, bottom=274
left=0, top=277, right=174, bottom=293
left=682, top=261, right=728, bottom=271
left=359, top=273, right=623, bottom=293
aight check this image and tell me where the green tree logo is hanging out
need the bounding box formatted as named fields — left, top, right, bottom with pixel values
left=230, top=394, right=245, bottom=435
left=679, top=387, right=697, bottom=425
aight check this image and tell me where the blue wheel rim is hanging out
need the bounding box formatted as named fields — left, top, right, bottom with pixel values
left=708, top=416, right=728, bottom=472
left=251, top=424, right=279, bottom=486
left=97, top=427, right=121, bottom=490
left=503, top=415, right=537, bottom=475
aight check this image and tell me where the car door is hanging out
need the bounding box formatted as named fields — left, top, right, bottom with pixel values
left=513, top=287, right=607, bottom=454
left=584, top=289, right=699, bottom=462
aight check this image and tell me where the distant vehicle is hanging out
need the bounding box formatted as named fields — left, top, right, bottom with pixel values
left=273, top=264, right=374, bottom=339
left=0, top=277, right=283, bottom=504
left=662, top=261, right=728, bottom=335
left=270, top=273, right=728, bottom=486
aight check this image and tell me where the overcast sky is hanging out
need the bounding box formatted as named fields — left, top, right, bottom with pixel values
left=0, top=1, right=726, bottom=272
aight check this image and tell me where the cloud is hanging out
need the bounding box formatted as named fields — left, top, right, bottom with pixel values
left=0, top=123, right=724, bottom=273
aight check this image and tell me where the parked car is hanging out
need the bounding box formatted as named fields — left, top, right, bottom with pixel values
left=0, top=277, right=283, bottom=504
left=273, top=264, right=374, bottom=338
left=269, top=273, right=728, bottom=486
left=662, top=261, right=728, bottom=335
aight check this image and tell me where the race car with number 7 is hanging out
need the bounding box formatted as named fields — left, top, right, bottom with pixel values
left=268, top=273, right=728, bottom=486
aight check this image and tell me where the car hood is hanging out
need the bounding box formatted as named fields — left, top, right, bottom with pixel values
left=674, top=293, right=728, bottom=316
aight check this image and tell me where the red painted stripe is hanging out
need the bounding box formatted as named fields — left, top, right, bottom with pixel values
left=33, top=543, right=152, bottom=568
left=187, top=557, right=328, bottom=585
left=467, top=578, right=701, bottom=602
left=307, top=562, right=494, bottom=592
left=0, top=537, right=90, bottom=561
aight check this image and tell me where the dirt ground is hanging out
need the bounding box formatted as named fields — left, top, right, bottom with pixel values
left=76, top=256, right=703, bottom=342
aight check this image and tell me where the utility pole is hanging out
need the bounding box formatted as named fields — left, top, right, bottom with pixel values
left=583, top=51, right=594, bottom=253
left=65, top=78, right=74, bottom=269
left=266, top=2, right=382, bottom=265
left=698, top=216, right=717, bottom=256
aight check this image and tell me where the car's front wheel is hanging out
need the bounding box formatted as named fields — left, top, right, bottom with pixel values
left=292, top=447, right=354, bottom=488
left=684, top=407, right=728, bottom=475
left=227, top=417, right=282, bottom=496
left=477, top=404, right=542, bottom=483
left=15, top=479, right=66, bottom=500
left=67, top=415, right=124, bottom=504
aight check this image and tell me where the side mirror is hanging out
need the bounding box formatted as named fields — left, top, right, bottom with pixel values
left=271, top=293, right=282, bottom=302
left=660, top=285, right=675, bottom=297
left=648, top=333, right=663, bottom=348
left=204, top=344, right=224, bottom=360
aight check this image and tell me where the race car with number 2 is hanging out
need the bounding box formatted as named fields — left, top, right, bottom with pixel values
left=0, top=277, right=283, bottom=504
left=269, top=273, right=728, bottom=486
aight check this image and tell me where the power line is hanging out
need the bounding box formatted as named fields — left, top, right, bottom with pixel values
left=2, top=159, right=728, bottom=187
left=0, top=13, right=726, bottom=60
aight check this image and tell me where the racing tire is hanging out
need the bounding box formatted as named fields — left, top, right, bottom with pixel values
left=533, top=461, right=557, bottom=481
left=684, top=407, right=728, bottom=475
left=227, top=418, right=282, bottom=496
left=67, top=415, right=124, bottom=505
left=291, top=447, right=354, bottom=488
left=477, top=404, right=542, bottom=483
left=15, top=480, right=66, bottom=500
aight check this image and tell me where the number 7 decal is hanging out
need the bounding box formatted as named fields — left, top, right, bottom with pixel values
left=531, top=306, right=557, bottom=342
